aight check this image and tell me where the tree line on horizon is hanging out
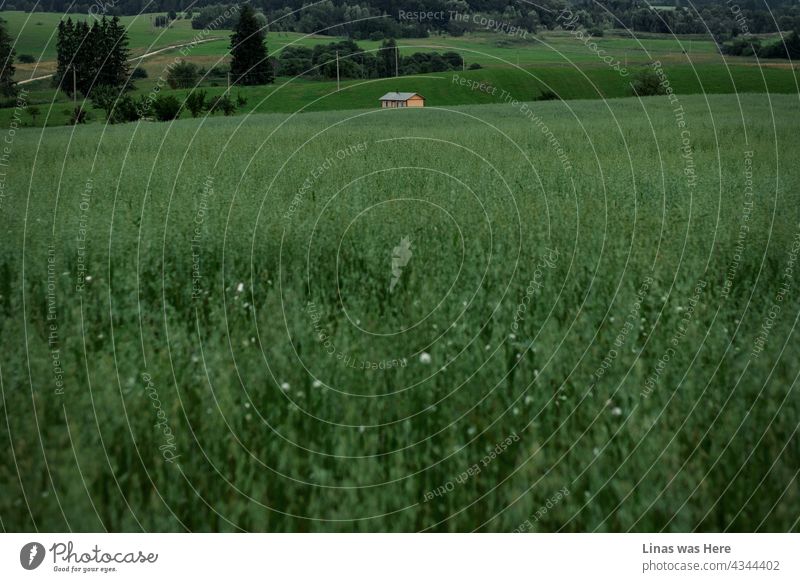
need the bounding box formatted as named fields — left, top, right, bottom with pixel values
left=5, top=0, right=800, bottom=41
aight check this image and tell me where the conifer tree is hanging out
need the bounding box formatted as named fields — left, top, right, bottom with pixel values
left=55, top=16, right=131, bottom=97
left=0, top=17, right=18, bottom=97
left=230, top=5, right=273, bottom=86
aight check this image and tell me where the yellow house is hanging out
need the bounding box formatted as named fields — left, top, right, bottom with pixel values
left=379, top=92, right=425, bottom=108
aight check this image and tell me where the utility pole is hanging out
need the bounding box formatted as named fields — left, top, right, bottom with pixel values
left=394, top=45, right=398, bottom=77
left=227, top=72, right=230, bottom=90
left=336, top=50, right=340, bottom=91
left=72, top=65, right=77, bottom=108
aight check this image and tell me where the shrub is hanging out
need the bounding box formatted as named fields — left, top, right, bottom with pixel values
left=536, top=90, right=559, bottom=101
left=131, top=67, right=148, bottom=80
left=18, top=54, right=36, bottom=64
left=468, top=62, right=482, bottom=70
left=630, top=67, right=667, bottom=97
left=113, top=96, right=145, bottom=123
left=210, top=94, right=237, bottom=116
left=90, top=85, right=145, bottom=124
left=152, top=95, right=182, bottom=121
left=68, top=106, right=88, bottom=125
left=185, top=90, right=207, bottom=117
left=167, top=61, right=200, bottom=89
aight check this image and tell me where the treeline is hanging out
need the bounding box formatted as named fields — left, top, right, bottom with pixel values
left=721, top=30, right=800, bottom=59
left=8, top=0, right=800, bottom=39
left=278, top=38, right=465, bottom=80
left=54, top=16, right=130, bottom=96
left=0, top=18, right=17, bottom=98
left=570, top=0, right=800, bottom=37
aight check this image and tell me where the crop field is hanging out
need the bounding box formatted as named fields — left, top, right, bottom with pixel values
left=1, top=91, right=798, bottom=532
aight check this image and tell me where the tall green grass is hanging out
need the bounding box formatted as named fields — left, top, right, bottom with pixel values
left=1, top=93, right=798, bottom=532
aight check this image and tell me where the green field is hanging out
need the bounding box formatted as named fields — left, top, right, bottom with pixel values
left=4, top=60, right=799, bottom=129
left=3, top=10, right=723, bottom=66
left=1, top=92, right=798, bottom=531
left=3, top=11, right=798, bottom=131
left=4, top=11, right=206, bottom=61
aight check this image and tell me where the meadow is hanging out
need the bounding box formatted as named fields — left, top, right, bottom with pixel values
left=1, top=91, right=798, bottom=532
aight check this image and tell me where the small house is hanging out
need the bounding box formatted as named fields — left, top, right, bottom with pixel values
left=379, top=92, right=425, bottom=108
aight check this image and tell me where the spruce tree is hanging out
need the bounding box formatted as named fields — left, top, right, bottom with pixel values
left=55, top=16, right=131, bottom=98
left=380, top=38, right=398, bottom=78
left=0, top=17, right=18, bottom=98
left=230, top=5, right=273, bottom=86
left=55, top=19, right=78, bottom=95
left=73, top=21, right=92, bottom=95
left=103, top=17, right=130, bottom=90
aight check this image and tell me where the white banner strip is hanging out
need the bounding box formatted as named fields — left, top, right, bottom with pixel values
left=1, top=534, right=798, bottom=581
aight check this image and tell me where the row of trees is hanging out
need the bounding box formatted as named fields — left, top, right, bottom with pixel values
left=568, top=0, right=800, bottom=38
left=54, top=16, right=130, bottom=96
left=6, top=0, right=800, bottom=38
left=49, top=5, right=269, bottom=124
left=722, top=30, right=800, bottom=59
left=278, top=38, right=464, bottom=80
left=0, top=18, right=17, bottom=99
left=190, top=0, right=800, bottom=42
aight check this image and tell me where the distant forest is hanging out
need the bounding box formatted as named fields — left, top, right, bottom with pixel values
left=4, top=0, right=800, bottom=40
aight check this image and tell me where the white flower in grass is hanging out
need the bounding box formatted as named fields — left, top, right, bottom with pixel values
left=280, top=382, right=290, bottom=391
left=85, top=275, right=92, bottom=282
left=419, top=352, right=432, bottom=364
left=611, top=406, right=623, bottom=417
left=312, top=379, right=323, bottom=388
left=236, top=282, right=244, bottom=293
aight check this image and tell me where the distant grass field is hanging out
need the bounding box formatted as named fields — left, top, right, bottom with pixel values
left=1, top=93, right=798, bottom=532
left=3, top=11, right=212, bottom=61
left=3, top=61, right=798, bottom=128
left=3, top=9, right=766, bottom=77
left=3, top=10, right=798, bottom=129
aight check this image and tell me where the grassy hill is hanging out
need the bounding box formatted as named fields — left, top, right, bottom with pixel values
left=4, top=60, right=798, bottom=128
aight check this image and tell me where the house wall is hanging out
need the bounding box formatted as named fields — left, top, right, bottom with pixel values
left=380, top=97, right=425, bottom=108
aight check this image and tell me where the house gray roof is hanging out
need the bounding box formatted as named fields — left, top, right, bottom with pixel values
left=379, top=92, right=423, bottom=101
